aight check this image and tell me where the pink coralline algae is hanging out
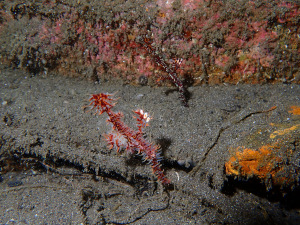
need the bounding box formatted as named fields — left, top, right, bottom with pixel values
left=0, top=0, right=299, bottom=84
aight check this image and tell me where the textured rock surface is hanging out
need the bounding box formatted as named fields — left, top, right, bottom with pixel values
left=0, top=0, right=299, bottom=85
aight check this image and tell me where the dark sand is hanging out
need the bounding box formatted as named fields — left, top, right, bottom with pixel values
left=1, top=66, right=299, bottom=224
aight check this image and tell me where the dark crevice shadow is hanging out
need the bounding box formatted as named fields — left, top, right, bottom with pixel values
left=222, top=176, right=300, bottom=209
left=1, top=135, right=195, bottom=190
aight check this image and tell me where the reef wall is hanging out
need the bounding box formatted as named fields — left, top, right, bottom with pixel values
left=0, top=0, right=299, bottom=84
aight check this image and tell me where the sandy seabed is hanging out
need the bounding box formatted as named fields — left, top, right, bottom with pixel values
left=0, top=66, right=300, bottom=224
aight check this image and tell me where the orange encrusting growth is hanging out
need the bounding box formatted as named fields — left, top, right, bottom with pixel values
left=88, top=93, right=170, bottom=185
left=288, top=106, right=300, bottom=115
left=225, top=145, right=284, bottom=185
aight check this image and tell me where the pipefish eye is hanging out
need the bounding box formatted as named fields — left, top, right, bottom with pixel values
left=136, top=36, right=143, bottom=43
left=138, top=75, right=148, bottom=86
